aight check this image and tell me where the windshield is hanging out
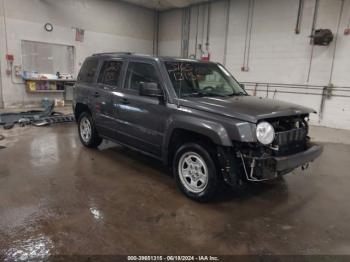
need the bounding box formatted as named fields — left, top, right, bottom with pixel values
left=164, top=61, right=247, bottom=98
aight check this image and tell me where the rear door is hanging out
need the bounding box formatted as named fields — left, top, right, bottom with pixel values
left=76, top=57, right=101, bottom=118
left=95, top=59, right=124, bottom=139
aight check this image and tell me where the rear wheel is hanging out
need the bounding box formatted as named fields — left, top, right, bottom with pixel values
left=78, top=112, right=102, bottom=148
left=173, top=143, right=219, bottom=202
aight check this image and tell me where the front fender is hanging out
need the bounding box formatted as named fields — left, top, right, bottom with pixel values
left=164, top=115, right=232, bottom=150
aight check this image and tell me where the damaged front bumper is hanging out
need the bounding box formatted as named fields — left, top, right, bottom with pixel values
left=274, top=144, right=323, bottom=171
left=217, top=143, right=323, bottom=186
left=238, top=143, right=323, bottom=182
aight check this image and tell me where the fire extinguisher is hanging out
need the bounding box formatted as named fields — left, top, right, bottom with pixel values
left=201, top=50, right=210, bottom=61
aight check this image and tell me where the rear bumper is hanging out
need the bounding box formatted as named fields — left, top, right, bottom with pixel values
left=274, top=144, right=323, bottom=171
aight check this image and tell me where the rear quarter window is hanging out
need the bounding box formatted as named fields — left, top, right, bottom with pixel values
left=77, top=58, right=99, bottom=83
left=97, top=60, right=123, bottom=87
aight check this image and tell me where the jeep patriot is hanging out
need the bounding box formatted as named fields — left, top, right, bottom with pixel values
left=73, top=52, right=323, bottom=201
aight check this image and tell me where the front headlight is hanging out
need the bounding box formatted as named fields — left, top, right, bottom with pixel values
left=256, top=121, right=275, bottom=145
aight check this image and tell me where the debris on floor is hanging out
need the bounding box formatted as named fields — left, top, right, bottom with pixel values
left=0, top=100, right=74, bottom=129
left=0, top=135, right=5, bottom=150
left=33, top=114, right=75, bottom=127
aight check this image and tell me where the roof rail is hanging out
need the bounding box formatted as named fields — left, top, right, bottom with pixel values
left=92, top=52, right=133, bottom=56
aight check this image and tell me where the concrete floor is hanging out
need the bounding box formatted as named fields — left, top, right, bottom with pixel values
left=0, top=123, right=350, bottom=259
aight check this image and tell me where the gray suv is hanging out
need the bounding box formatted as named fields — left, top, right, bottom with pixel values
left=73, top=52, right=323, bottom=201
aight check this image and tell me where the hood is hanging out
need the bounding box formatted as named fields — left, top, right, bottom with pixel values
left=180, top=96, right=315, bottom=123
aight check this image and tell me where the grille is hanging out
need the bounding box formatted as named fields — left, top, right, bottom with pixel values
left=274, top=127, right=307, bottom=146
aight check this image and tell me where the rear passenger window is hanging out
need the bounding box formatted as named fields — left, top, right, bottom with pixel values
left=125, top=62, right=158, bottom=91
left=77, top=58, right=99, bottom=83
left=98, top=60, right=123, bottom=87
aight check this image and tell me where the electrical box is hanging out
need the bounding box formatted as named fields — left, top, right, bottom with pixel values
left=14, top=65, right=22, bottom=77
left=6, top=54, right=14, bottom=62
left=200, top=51, right=210, bottom=61
left=312, top=29, right=334, bottom=46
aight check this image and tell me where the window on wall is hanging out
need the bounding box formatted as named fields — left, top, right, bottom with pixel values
left=98, top=60, right=123, bottom=87
left=21, top=40, right=74, bottom=75
left=125, top=62, right=158, bottom=91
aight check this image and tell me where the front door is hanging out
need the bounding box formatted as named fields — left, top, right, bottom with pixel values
left=114, top=61, right=167, bottom=157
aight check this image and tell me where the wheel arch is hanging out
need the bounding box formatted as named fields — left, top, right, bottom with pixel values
left=74, top=103, right=92, bottom=122
left=164, top=120, right=232, bottom=167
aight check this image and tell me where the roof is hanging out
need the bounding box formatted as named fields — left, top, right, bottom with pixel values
left=91, top=52, right=214, bottom=64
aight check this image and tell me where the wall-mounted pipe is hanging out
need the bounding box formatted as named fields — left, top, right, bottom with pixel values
left=295, top=0, right=304, bottom=34
left=181, top=7, right=191, bottom=58
left=310, top=0, right=320, bottom=43
left=153, top=9, right=159, bottom=56
left=201, top=5, right=205, bottom=50
left=242, top=81, right=350, bottom=90
left=246, top=0, right=255, bottom=71
left=329, top=0, right=345, bottom=84
left=347, top=4, right=350, bottom=29
left=0, top=62, right=3, bottom=108
left=0, top=0, right=8, bottom=107
left=242, top=0, right=255, bottom=71
left=306, top=0, right=320, bottom=82
left=242, top=82, right=350, bottom=98
left=205, top=2, right=211, bottom=51
left=223, top=0, right=231, bottom=65
left=194, top=5, right=200, bottom=58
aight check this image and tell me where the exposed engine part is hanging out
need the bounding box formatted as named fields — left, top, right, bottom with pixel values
left=238, top=152, right=277, bottom=182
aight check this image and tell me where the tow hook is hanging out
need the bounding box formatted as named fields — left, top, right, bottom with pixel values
left=301, top=163, right=309, bottom=171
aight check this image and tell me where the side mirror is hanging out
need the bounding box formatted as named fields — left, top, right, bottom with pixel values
left=140, top=82, right=164, bottom=97
left=239, top=83, right=245, bottom=89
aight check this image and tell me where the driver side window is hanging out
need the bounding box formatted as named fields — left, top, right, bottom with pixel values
left=125, top=62, right=158, bottom=91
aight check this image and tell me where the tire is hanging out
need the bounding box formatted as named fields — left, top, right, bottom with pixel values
left=78, top=112, right=102, bottom=148
left=173, top=143, right=219, bottom=202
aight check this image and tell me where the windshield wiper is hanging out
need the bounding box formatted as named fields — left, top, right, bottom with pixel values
left=227, top=92, right=247, bottom=97
left=194, top=92, right=229, bottom=98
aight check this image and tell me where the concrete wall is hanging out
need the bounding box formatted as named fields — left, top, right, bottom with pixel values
left=158, top=0, right=350, bottom=130
left=0, top=0, right=155, bottom=107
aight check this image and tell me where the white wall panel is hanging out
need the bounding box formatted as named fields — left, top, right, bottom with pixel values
left=0, top=0, right=154, bottom=107
left=158, top=9, right=182, bottom=57
left=158, top=0, right=350, bottom=130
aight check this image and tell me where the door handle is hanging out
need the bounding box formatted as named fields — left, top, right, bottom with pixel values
left=93, top=92, right=100, bottom=98
left=121, top=98, right=129, bottom=105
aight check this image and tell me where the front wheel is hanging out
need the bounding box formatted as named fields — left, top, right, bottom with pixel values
left=78, top=112, right=102, bottom=148
left=173, top=143, right=219, bottom=202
